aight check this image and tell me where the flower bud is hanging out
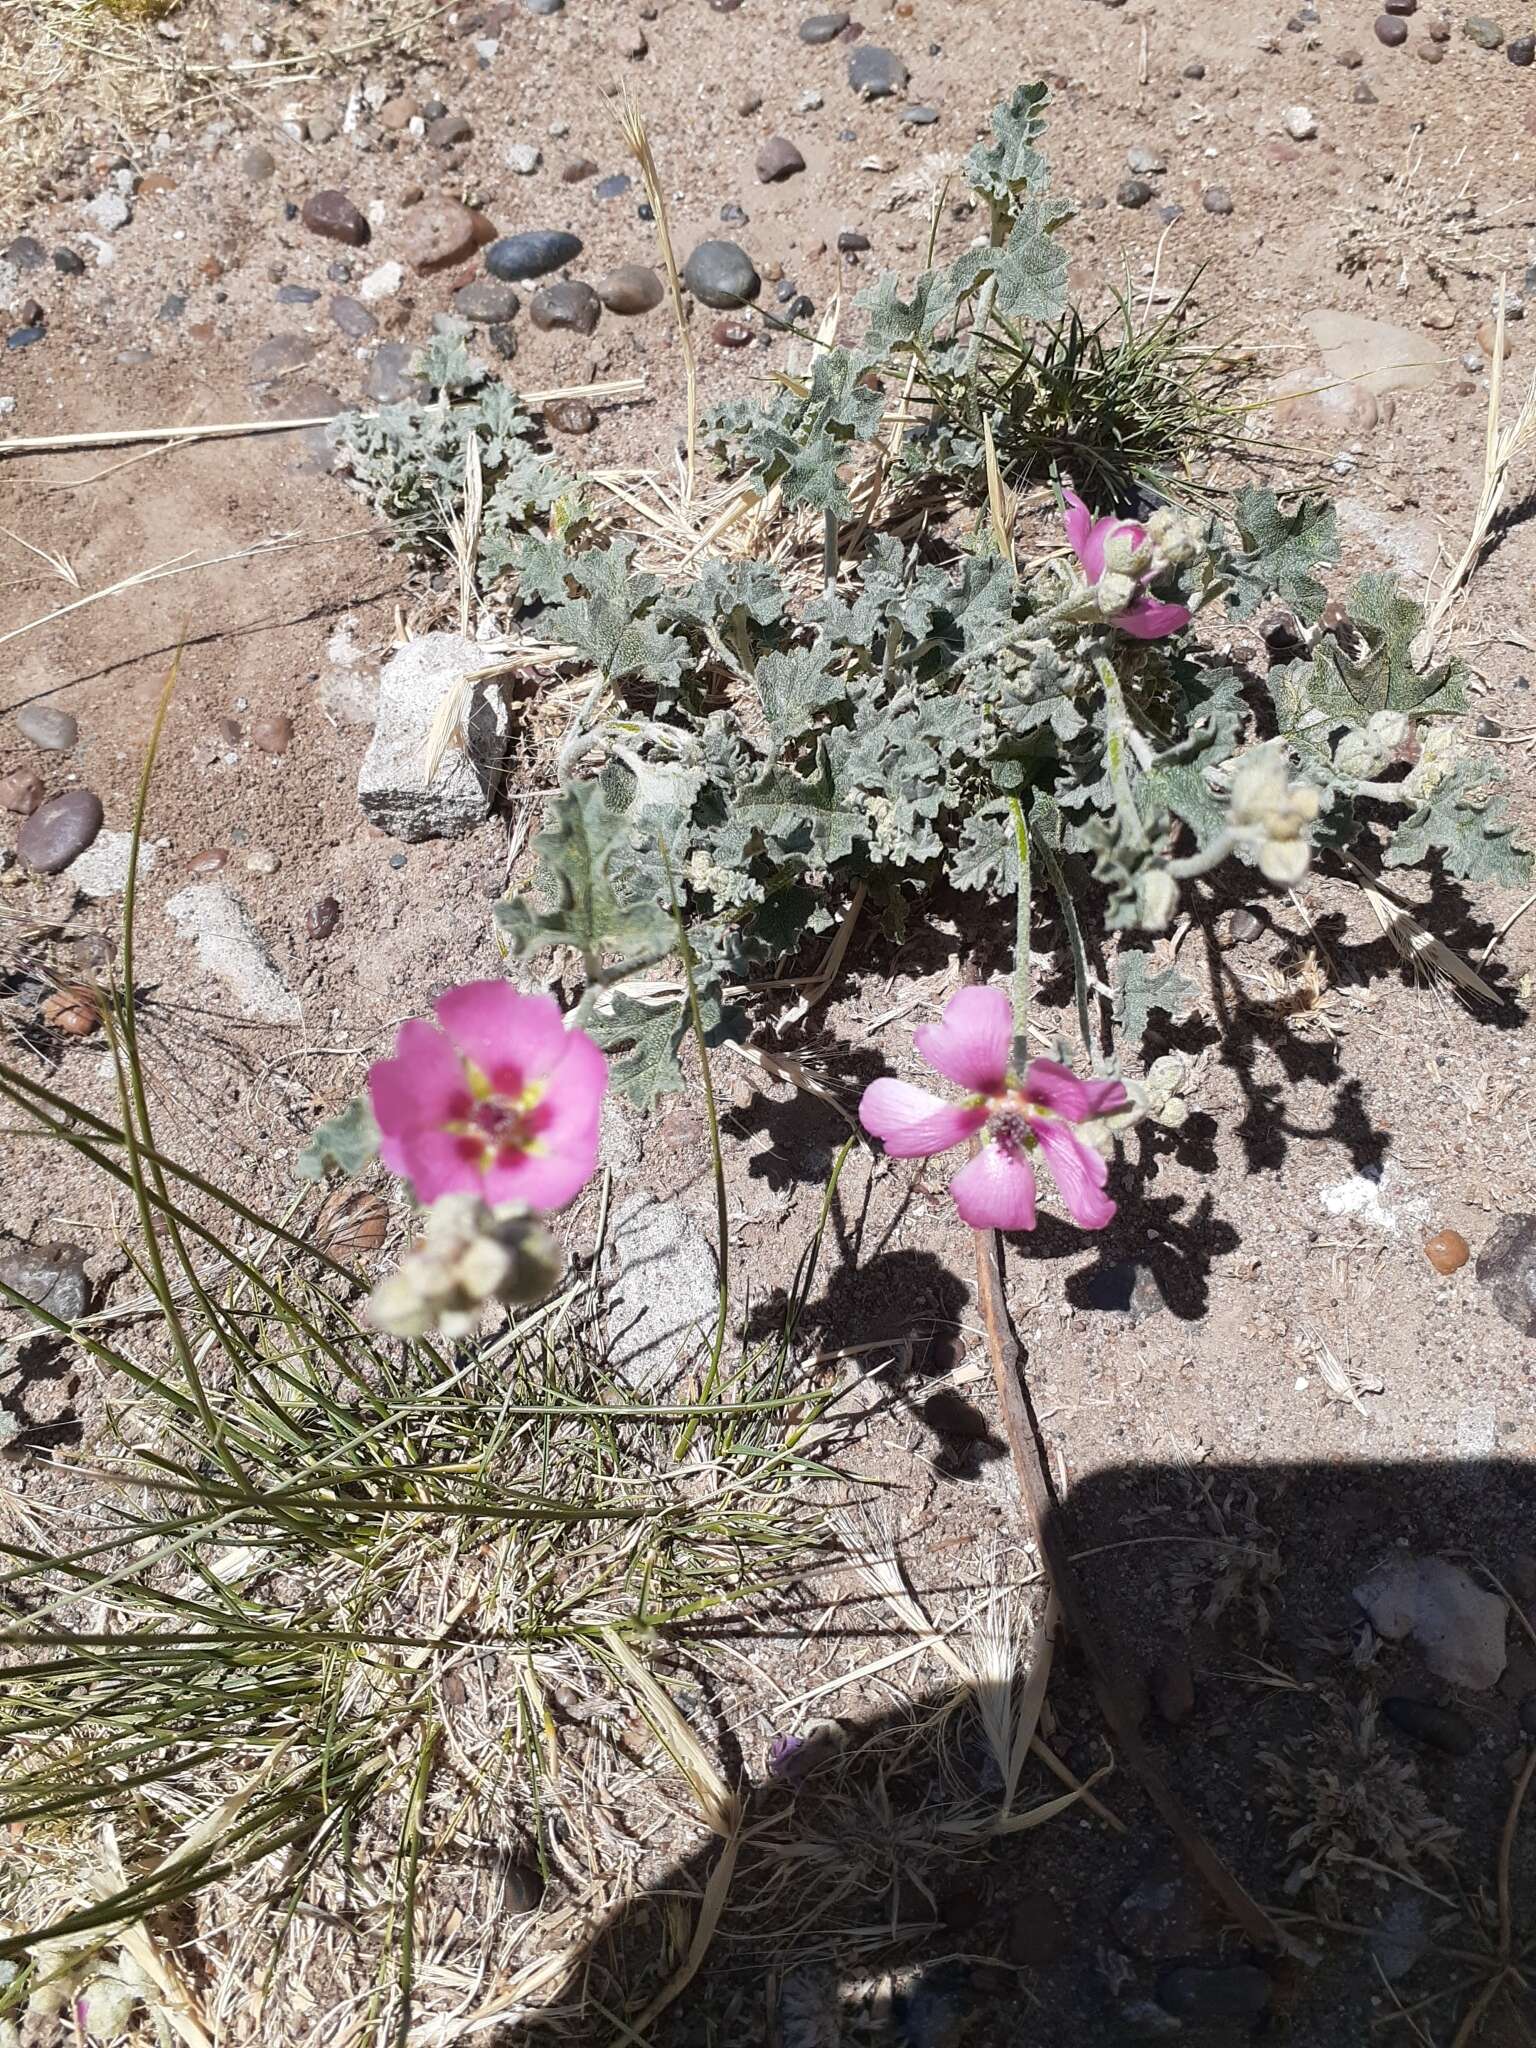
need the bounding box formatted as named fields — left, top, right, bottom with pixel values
left=1137, top=867, right=1180, bottom=930
left=368, top=1194, right=565, bottom=1339
left=1096, top=569, right=1140, bottom=617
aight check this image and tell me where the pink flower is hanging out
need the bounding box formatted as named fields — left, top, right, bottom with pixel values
left=859, top=986, right=1130, bottom=1233
left=369, top=982, right=606, bottom=1211
left=1063, top=489, right=1191, bottom=640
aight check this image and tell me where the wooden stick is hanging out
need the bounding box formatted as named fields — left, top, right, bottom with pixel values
left=971, top=1215, right=1309, bottom=1962
left=0, top=379, right=647, bottom=460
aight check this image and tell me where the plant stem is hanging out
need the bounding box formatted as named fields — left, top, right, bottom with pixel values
left=1167, top=827, right=1240, bottom=881
left=1094, top=651, right=1149, bottom=851
left=1008, top=796, right=1032, bottom=1072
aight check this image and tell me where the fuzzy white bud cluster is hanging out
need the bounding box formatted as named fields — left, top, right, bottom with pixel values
left=1333, top=710, right=1409, bottom=781
left=1227, top=745, right=1322, bottom=886
left=368, top=1194, right=565, bottom=1339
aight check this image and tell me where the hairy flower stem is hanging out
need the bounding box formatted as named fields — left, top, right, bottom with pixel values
left=1167, top=827, right=1240, bottom=882
left=1095, top=652, right=1150, bottom=851
left=1009, top=795, right=1032, bottom=1071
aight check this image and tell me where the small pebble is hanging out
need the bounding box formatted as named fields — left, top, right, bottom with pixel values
left=0, top=769, right=45, bottom=815
left=1425, top=1229, right=1470, bottom=1274
left=377, top=95, right=420, bottom=130
left=837, top=227, right=871, bottom=252
left=188, top=847, right=229, bottom=874
left=244, top=847, right=282, bottom=875
left=453, top=278, right=521, bottom=323
left=7, top=326, right=45, bottom=351
left=1354, top=78, right=1380, bottom=100
left=1510, top=33, right=1536, bottom=62
left=901, top=104, right=939, bottom=125
left=1202, top=186, right=1233, bottom=215
left=1282, top=104, right=1318, bottom=140
left=16, top=790, right=104, bottom=875
left=799, top=9, right=850, bottom=40
left=681, top=238, right=760, bottom=307
left=485, top=228, right=583, bottom=280
left=308, top=114, right=337, bottom=144
left=1126, top=144, right=1165, bottom=174
left=399, top=197, right=481, bottom=275
left=596, top=262, right=663, bottom=314
left=1375, top=11, right=1409, bottom=40
left=276, top=283, right=321, bottom=305
left=330, top=294, right=377, bottom=338
left=307, top=894, right=341, bottom=939
left=1117, top=177, right=1155, bottom=208
left=757, top=136, right=807, bottom=182
left=1338, top=45, right=1365, bottom=64
left=529, top=279, right=601, bottom=333
left=1383, top=1696, right=1475, bottom=1757
left=1478, top=319, right=1513, bottom=358
left=544, top=397, right=596, bottom=434
left=1183, top=58, right=1206, bottom=76
left=300, top=190, right=370, bottom=246
left=506, top=142, right=543, bottom=174
left=560, top=156, right=599, bottom=183
left=3, top=235, right=44, bottom=270
left=15, top=703, right=77, bottom=752
left=1418, top=41, right=1445, bottom=60
left=53, top=247, right=86, bottom=276
left=41, top=986, right=100, bottom=1038
left=1463, top=16, right=1504, bottom=49
left=427, top=112, right=473, bottom=146
left=1383, top=0, right=1417, bottom=10
left=712, top=316, right=753, bottom=347
left=847, top=44, right=909, bottom=97
left=252, top=713, right=293, bottom=755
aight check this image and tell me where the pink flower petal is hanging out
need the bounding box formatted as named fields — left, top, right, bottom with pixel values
left=396, top=1128, right=486, bottom=1205
left=914, top=985, right=1013, bottom=1095
left=481, top=1143, right=600, bottom=1212
left=369, top=1019, right=470, bottom=1176
left=1078, top=1075, right=1131, bottom=1119
left=1032, top=1117, right=1118, bottom=1230
left=1112, top=595, right=1191, bottom=641
left=950, top=1142, right=1037, bottom=1232
left=1021, top=1056, right=1097, bottom=1123
left=435, top=983, right=569, bottom=1095
left=518, top=1027, right=607, bottom=1208
left=860, top=1079, right=987, bottom=1159
left=1063, top=489, right=1094, bottom=569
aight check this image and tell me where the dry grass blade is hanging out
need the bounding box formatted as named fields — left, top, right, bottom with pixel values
left=614, top=86, right=698, bottom=503
left=0, top=382, right=646, bottom=460
left=1418, top=277, right=1536, bottom=657
left=981, top=417, right=1018, bottom=570
left=0, top=523, right=80, bottom=588
left=598, top=1629, right=739, bottom=1839
left=1343, top=854, right=1500, bottom=1003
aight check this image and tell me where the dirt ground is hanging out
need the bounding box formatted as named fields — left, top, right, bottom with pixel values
left=3, top=0, right=1536, bottom=2041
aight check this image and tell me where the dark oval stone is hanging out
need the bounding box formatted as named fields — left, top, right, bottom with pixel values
left=681, top=238, right=760, bottom=307
left=453, top=278, right=522, bottom=323
left=848, top=43, right=908, bottom=97
left=836, top=227, right=871, bottom=252
left=799, top=10, right=849, bottom=40
left=485, top=229, right=582, bottom=281
left=901, top=104, right=940, bottom=125
left=300, top=190, right=370, bottom=246
left=597, top=263, right=663, bottom=315
left=276, top=283, right=321, bottom=304
left=1203, top=186, right=1234, bottom=215
left=17, top=790, right=104, bottom=874
left=1510, top=32, right=1536, bottom=61
left=712, top=316, right=754, bottom=348
left=1375, top=13, right=1408, bottom=42
left=1476, top=1213, right=1536, bottom=1336
left=595, top=172, right=633, bottom=200
left=1383, top=1696, right=1475, bottom=1756
left=7, top=326, right=44, bottom=351
left=529, top=279, right=601, bottom=333
left=544, top=398, right=596, bottom=434
left=1118, top=177, right=1155, bottom=208
left=53, top=247, right=86, bottom=276
left=1157, top=1965, right=1271, bottom=2023
left=4, top=235, right=45, bottom=270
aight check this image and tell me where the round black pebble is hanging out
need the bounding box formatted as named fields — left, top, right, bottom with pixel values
left=1375, top=13, right=1408, bottom=42
left=1510, top=33, right=1536, bottom=62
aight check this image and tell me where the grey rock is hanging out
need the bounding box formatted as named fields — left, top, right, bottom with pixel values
left=1355, top=1555, right=1508, bottom=1689
left=595, top=172, right=632, bottom=200
left=605, top=1193, right=719, bottom=1390
left=1369, top=1895, right=1430, bottom=1983
left=240, top=144, right=277, bottom=180
left=529, top=279, right=600, bottom=333
left=681, top=238, right=760, bottom=307
left=164, top=883, right=302, bottom=1025
left=1510, top=33, right=1536, bottom=62
left=249, top=332, right=318, bottom=381
left=1156, top=1965, right=1270, bottom=2023
left=14, top=703, right=76, bottom=751
left=597, top=262, right=663, bottom=314
left=53, top=248, right=86, bottom=276
left=1126, top=144, right=1166, bottom=173
left=1477, top=1212, right=1536, bottom=1335
left=901, top=103, right=940, bottom=124
left=1202, top=186, right=1234, bottom=215
left=16, top=790, right=103, bottom=874
left=330, top=294, right=377, bottom=338
left=358, top=633, right=502, bottom=842
left=66, top=830, right=156, bottom=899
left=847, top=43, right=908, bottom=97
left=523, top=0, right=564, bottom=11
left=366, top=342, right=424, bottom=403
left=3, top=236, right=45, bottom=271
left=1382, top=1696, right=1475, bottom=1756
left=1376, top=13, right=1409, bottom=42
left=1117, top=177, right=1155, bottom=208
left=82, top=190, right=131, bottom=234
left=453, top=279, right=521, bottom=323
left=798, top=10, right=849, bottom=41
left=0, top=1239, right=91, bottom=1322
left=757, top=136, right=807, bottom=182
left=427, top=112, right=473, bottom=146
left=485, top=229, right=582, bottom=281
left=307, top=113, right=337, bottom=144
left=276, top=283, right=321, bottom=305
left=506, top=142, right=543, bottom=175
left=1463, top=15, right=1504, bottom=47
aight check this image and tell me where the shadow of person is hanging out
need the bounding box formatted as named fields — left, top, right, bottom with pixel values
left=498, top=1451, right=1536, bottom=2048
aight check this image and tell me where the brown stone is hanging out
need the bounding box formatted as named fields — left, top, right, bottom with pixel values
left=561, top=157, right=600, bottom=183
left=712, top=316, right=753, bottom=348
left=307, top=893, right=341, bottom=939
left=544, top=398, right=597, bottom=435
left=1425, top=1228, right=1470, bottom=1274
left=252, top=713, right=294, bottom=755
left=42, top=985, right=100, bottom=1037
left=756, top=136, right=807, bottom=183
left=300, top=189, right=370, bottom=246
left=1477, top=319, right=1513, bottom=360
left=187, top=847, right=229, bottom=874
left=378, top=96, right=422, bottom=130
left=399, top=197, right=479, bottom=274
left=0, top=769, right=44, bottom=815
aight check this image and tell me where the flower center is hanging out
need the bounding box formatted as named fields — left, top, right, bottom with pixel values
left=987, top=1104, right=1038, bottom=1158
left=445, top=1065, right=546, bottom=1171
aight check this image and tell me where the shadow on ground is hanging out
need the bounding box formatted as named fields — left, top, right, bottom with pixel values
left=506, top=1453, right=1535, bottom=2048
